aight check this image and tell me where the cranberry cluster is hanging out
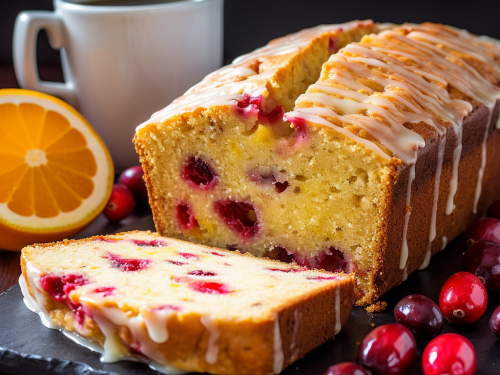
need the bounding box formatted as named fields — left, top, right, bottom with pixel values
left=324, top=198, right=500, bottom=375
left=460, top=198, right=500, bottom=341
left=103, top=165, right=148, bottom=222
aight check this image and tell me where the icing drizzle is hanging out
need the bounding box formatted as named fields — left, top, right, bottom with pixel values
left=473, top=108, right=496, bottom=213
left=419, top=132, right=447, bottom=270
left=143, top=307, right=174, bottom=344
left=400, top=152, right=417, bottom=272
left=334, top=286, right=342, bottom=335
left=273, top=313, right=284, bottom=374
left=441, top=236, right=448, bottom=250
left=200, top=315, right=220, bottom=364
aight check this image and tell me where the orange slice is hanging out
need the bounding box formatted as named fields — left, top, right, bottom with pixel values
left=0, top=89, right=114, bottom=251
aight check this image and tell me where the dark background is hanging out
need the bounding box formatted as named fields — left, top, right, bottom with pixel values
left=1, top=0, right=500, bottom=69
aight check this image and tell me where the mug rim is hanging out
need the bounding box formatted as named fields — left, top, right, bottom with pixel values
left=55, top=0, right=213, bottom=11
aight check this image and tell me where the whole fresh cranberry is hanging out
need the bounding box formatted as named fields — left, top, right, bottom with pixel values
left=358, top=323, right=416, bottom=375
left=324, top=362, right=371, bottom=375
left=439, top=272, right=487, bottom=324
left=490, top=305, right=500, bottom=338
left=103, top=184, right=136, bottom=221
left=462, top=240, right=500, bottom=292
left=488, top=199, right=500, bottom=220
left=394, top=294, right=444, bottom=340
left=118, top=165, right=148, bottom=202
left=422, top=333, right=476, bottom=375
left=464, top=217, right=500, bottom=246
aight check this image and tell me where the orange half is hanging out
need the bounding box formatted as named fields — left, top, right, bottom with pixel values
left=0, top=89, right=114, bottom=251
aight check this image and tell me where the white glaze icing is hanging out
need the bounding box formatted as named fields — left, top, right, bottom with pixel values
left=273, top=314, right=284, bottom=375
left=83, top=306, right=128, bottom=363
left=420, top=132, right=447, bottom=271
left=400, top=152, right=417, bottom=274
left=446, top=123, right=462, bottom=215
left=402, top=267, right=408, bottom=282
left=295, top=87, right=425, bottom=163
left=82, top=303, right=182, bottom=369
left=20, top=274, right=38, bottom=312
left=429, top=134, right=447, bottom=243
left=136, top=21, right=374, bottom=130
left=143, top=307, right=173, bottom=344
left=473, top=106, right=496, bottom=213
left=200, top=315, right=219, bottom=365
left=418, top=244, right=432, bottom=270
left=441, top=236, right=448, bottom=251
left=20, top=272, right=58, bottom=330
left=334, top=286, right=341, bottom=335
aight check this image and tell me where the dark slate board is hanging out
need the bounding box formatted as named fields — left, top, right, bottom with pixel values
left=1, top=232, right=500, bottom=375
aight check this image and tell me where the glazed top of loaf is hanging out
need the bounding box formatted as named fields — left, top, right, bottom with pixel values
left=136, top=20, right=376, bottom=129
left=286, top=23, right=500, bottom=165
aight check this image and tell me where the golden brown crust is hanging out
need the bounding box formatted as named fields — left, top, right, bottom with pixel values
left=135, top=134, right=171, bottom=237
left=367, top=103, right=500, bottom=305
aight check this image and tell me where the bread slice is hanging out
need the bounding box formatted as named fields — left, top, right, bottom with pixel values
left=134, top=22, right=500, bottom=306
left=21, top=231, right=355, bottom=375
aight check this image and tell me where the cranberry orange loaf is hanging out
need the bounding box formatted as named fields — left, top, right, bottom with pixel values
left=134, top=22, right=500, bottom=306
left=21, top=231, right=355, bottom=375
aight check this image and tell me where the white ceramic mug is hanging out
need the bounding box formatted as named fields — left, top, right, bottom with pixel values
left=13, top=0, right=223, bottom=170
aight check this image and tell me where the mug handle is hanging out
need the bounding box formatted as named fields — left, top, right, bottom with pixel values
left=13, top=11, right=77, bottom=106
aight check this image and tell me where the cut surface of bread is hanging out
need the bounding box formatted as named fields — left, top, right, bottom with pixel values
left=134, top=22, right=500, bottom=306
left=21, top=231, right=355, bottom=375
